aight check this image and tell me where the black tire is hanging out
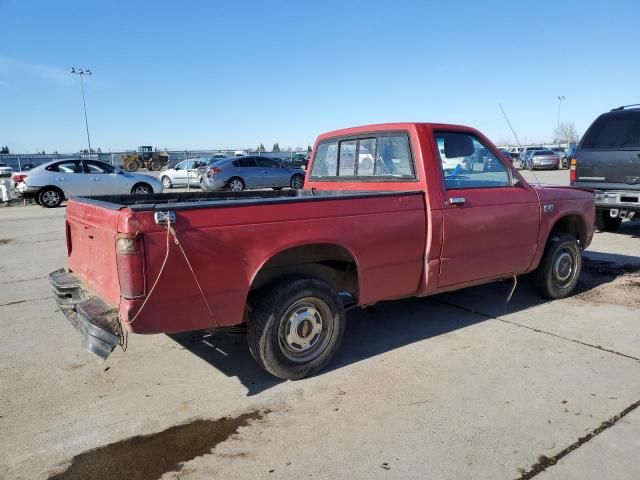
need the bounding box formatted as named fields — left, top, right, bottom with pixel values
left=227, top=177, right=244, bottom=192
left=38, top=187, right=63, bottom=208
left=124, top=160, right=140, bottom=172
left=161, top=176, right=172, bottom=190
left=595, top=210, right=622, bottom=232
left=291, top=174, right=304, bottom=190
left=247, top=276, right=346, bottom=380
left=531, top=233, right=582, bottom=299
left=149, top=160, right=163, bottom=171
left=131, top=183, right=153, bottom=195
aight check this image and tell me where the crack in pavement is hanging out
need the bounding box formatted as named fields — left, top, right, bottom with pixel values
left=514, top=398, right=640, bottom=479
left=0, top=295, right=54, bottom=307
left=0, top=276, right=49, bottom=285
left=434, top=299, right=640, bottom=363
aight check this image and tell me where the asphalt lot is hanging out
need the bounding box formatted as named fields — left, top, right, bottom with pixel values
left=1, top=168, right=639, bottom=480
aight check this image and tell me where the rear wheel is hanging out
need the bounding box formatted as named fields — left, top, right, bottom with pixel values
left=595, top=209, right=622, bottom=232
left=247, top=276, right=346, bottom=380
left=227, top=177, right=244, bottom=192
left=124, top=159, right=140, bottom=172
left=131, top=183, right=153, bottom=195
left=531, top=233, right=582, bottom=299
left=38, top=187, right=63, bottom=208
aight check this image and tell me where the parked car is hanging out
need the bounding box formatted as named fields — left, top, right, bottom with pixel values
left=16, top=159, right=161, bottom=208
left=519, top=147, right=544, bottom=169
left=49, top=122, right=594, bottom=379
left=526, top=149, right=561, bottom=170
left=0, top=162, right=14, bottom=175
left=572, top=104, right=640, bottom=231
left=200, top=156, right=305, bottom=192
left=563, top=145, right=578, bottom=169
left=160, top=158, right=207, bottom=189
left=499, top=149, right=513, bottom=163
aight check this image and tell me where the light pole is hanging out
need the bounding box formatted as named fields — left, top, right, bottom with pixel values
left=70, top=68, right=93, bottom=158
left=556, top=95, right=566, bottom=130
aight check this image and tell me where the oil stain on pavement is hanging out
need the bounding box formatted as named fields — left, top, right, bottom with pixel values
left=47, top=409, right=269, bottom=480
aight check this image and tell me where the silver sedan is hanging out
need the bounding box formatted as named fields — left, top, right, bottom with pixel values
left=15, top=159, right=162, bottom=207
left=200, top=156, right=305, bottom=192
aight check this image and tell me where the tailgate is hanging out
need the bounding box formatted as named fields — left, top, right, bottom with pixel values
left=66, top=199, right=123, bottom=307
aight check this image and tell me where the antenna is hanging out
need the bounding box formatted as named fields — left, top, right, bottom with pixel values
left=498, top=102, right=542, bottom=187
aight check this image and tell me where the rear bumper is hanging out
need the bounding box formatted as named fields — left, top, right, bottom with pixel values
left=594, top=190, right=640, bottom=211
left=49, top=268, right=122, bottom=359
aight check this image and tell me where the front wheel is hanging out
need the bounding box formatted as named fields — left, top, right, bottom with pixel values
left=531, top=233, right=582, bottom=299
left=149, top=159, right=163, bottom=171
left=291, top=174, right=304, bottom=190
left=247, top=276, right=346, bottom=380
left=161, top=176, right=172, bottom=189
left=131, top=183, right=153, bottom=195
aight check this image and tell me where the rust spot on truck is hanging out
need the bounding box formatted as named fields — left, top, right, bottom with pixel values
left=47, top=409, right=269, bottom=480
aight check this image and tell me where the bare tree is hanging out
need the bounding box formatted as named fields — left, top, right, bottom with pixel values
left=554, top=121, right=580, bottom=144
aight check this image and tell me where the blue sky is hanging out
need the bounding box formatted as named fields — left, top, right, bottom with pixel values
left=1, top=0, right=639, bottom=153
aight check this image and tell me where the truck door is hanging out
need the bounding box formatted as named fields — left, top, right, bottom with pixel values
left=434, top=131, right=540, bottom=287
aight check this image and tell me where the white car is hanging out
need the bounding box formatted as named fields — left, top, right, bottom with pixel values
left=16, top=158, right=162, bottom=208
left=0, top=162, right=14, bottom=175
left=160, top=158, right=212, bottom=189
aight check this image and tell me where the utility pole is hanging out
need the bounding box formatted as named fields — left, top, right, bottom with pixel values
left=557, top=95, right=565, bottom=130
left=70, top=68, right=93, bottom=158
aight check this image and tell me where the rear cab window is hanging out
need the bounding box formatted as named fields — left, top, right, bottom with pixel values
left=310, top=133, right=415, bottom=181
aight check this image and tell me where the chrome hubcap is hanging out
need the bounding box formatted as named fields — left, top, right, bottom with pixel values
left=292, top=176, right=303, bottom=189
left=42, top=191, right=59, bottom=206
left=134, top=185, right=151, bottom=194
left=230, top=180, right=243, bottom=191
left=278, top=297, right=332, bottom=363
left=162, top=178, right=171, bottom=188
left=553, top=249, right=575, bottom=286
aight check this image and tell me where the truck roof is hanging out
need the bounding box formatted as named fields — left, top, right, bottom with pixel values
left=316, top=122, right=481, bottom=141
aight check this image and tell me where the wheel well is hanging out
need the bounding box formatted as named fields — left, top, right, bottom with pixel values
left=229, top=176, right=244, bottom=185
left=38, top=185, right=65, bottom=200
left=249, top=244, right=359, bottom=299
left=549, top=214, right=587, bottom=249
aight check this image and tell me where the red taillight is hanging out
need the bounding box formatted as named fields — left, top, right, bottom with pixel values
left=116, top=234, right=146, bottom=299
left=12, top=174, right=27, bottom=183
left=207, top=167, right=221, bottom=177
left=569, top=158, right=577, bottom=182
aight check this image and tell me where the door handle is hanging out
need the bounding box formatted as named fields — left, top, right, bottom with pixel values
left=56, top=177, right=65, bottom=181
left=448, top=197, right=466, bottom=205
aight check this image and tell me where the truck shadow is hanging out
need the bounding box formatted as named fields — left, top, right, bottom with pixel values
left=169, top=251, right=639, bottom=396
left=612, top=219, right=640, bottom=238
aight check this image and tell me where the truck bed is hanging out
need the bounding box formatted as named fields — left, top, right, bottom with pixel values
left=71, top=189, right=422, bottom=211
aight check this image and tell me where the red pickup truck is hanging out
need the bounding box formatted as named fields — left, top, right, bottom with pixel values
left=50, top=123, right=594, bottom=379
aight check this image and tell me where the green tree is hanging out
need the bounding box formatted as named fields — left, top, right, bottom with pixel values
left=0, top=146, right=9, bottom=154
left=307, top=145, right=312, bottom=152
left=272, top=142, right=280, bottom=152
left=258, top=143, right=266, bottom=152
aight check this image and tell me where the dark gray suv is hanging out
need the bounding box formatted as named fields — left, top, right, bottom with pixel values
left=572, top=105, right=640, bottom=231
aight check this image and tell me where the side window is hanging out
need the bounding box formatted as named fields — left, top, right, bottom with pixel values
left=257, top=158, right=278, bottom=168
left=435, top=132, right=511, bottom=189
left=310, top=134, right=413, bottom=179
left=86, top=161, right=115, bottom=174
left=236, top=157, right=257, bottom=168
left=46, top=161, right=84, bottom=173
